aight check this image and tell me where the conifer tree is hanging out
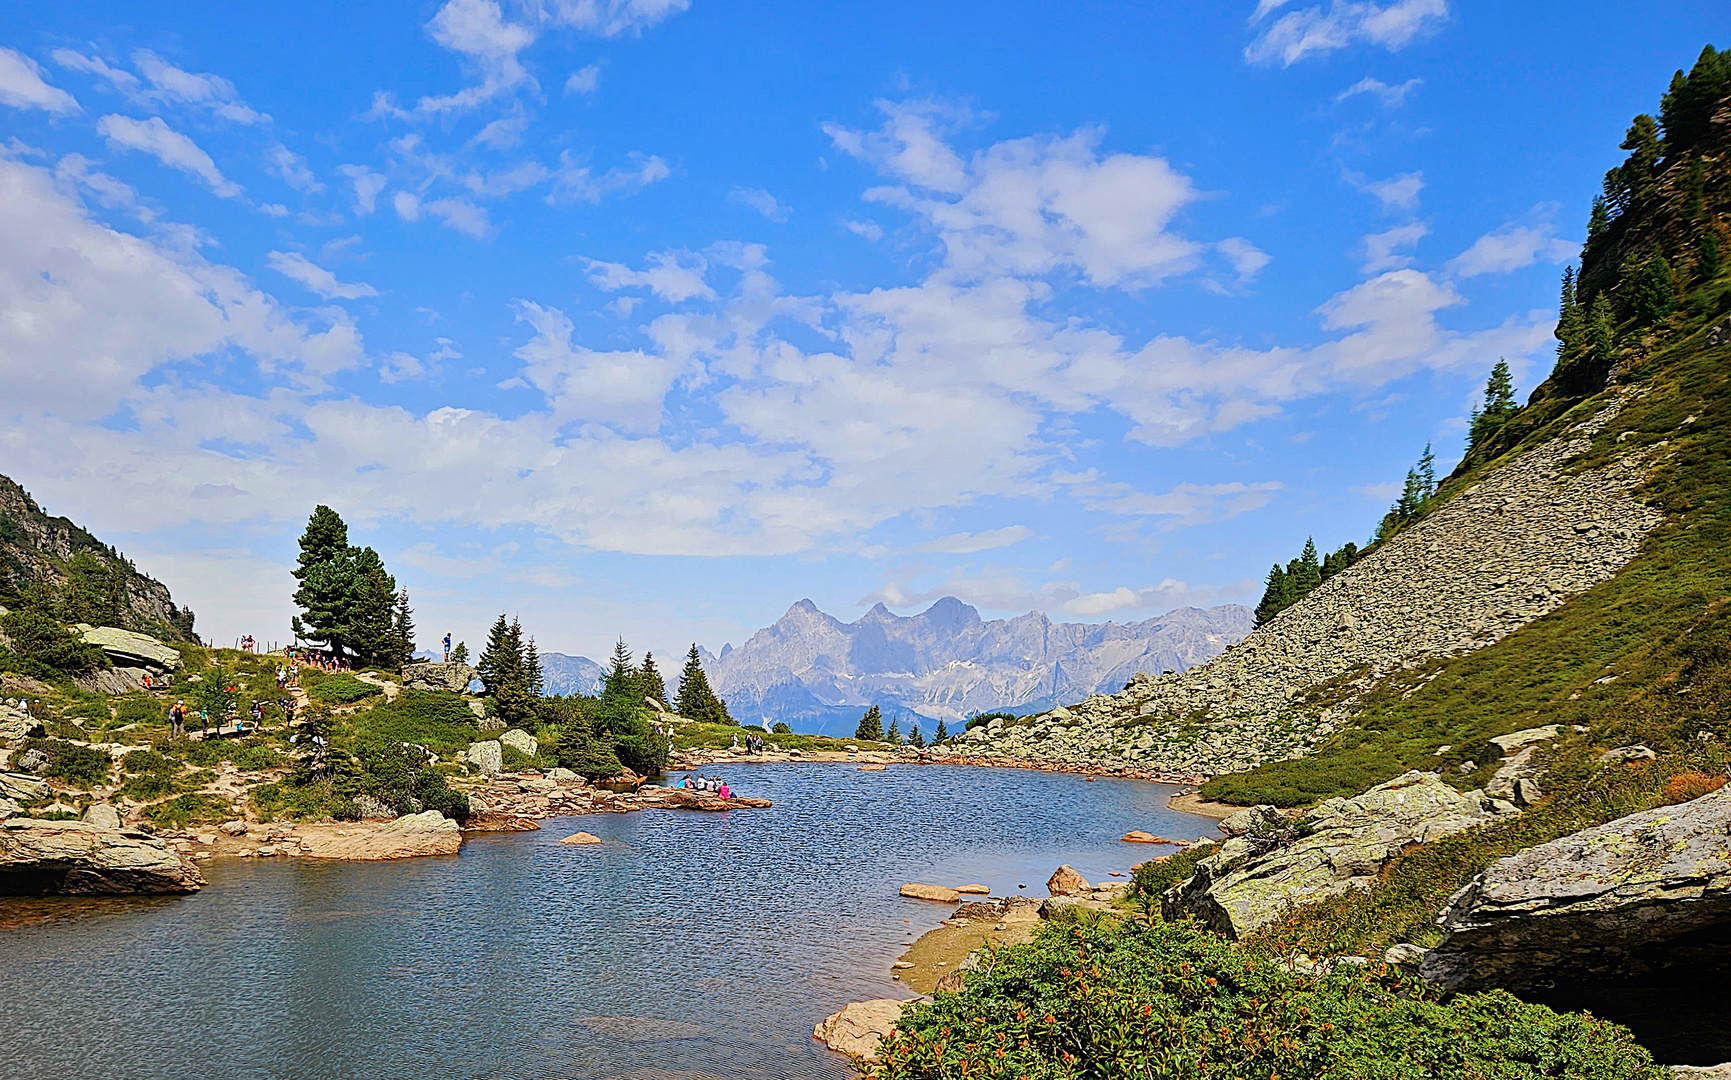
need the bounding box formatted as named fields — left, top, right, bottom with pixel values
left=291, top=506, right=358, bottom=658
left=388, top=589, right=416, bottom=671
left=855, top=704, right=883, bottom=742
left=1253, top=564, right=1291, bottom=627
left=934, top=719, right=949, bottom=743
left=638, top=650, right=668, bottom=708
left=476, top=615, right=515, bottom=694
left=884, top=717, right=901, bottom=745
left=675, top=644, right=732, bottom=724
left=1417, top=443, right=1437, bottom=497
left=1631, top=253, right=1676, bottom=324
left=1700, top=232, right=1721, bottom=282
left=524, top=637, right=544, bottom=696
left=910, top=723, right=925, bottom=749
left=1291, top=538, right=1322, bottom=597
left=1588, top=294, right=1617, bottom=369
left=476, top=616, right=536, bottom=726
left=1586, top=197, right=1610, bottom=244
left=1320, top=542, right=1359, bottom=581
left=1468, top=362, right=1520, bottom=451
left=599, top=639, right=640, bottom=732
left=451, top=641, right=469, bottom=663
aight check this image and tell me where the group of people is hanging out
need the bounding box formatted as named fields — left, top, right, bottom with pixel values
left=164, top=694, right=295, bottom=739
left=286, top=646, right=349, bottom=673
left=728, top=731, right=769, bottom=754
left=680, top=774, right=733, bottom=799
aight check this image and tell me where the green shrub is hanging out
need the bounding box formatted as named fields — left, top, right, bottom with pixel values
left=121, top=748, right=175, bottom=775
left=868, top=920, right=1663, bottom=1080
left=772, top=721, right=792, bottom=734
left=350, top=690, right=478, bottom=755
left=251, top=779, right=343, bottom=822
left=230, top=743, right=282, bottom=771
left=965, top=711, right=1016, bottom=731
left=1129, top=841, right=1220, bottom=905
left=143, top=793, right=228, bottom=830
left=183, top=739, right=225, bottom=767
left=308, top=673, right=382, bottom=705
left=13, top=738, right=112, bottom=787
left=120, top=771, right=176, bottom=800
left=114, top=694, right=166, bottom=727
left=0, top=606, right=107, bottom=677
left=347, top=738, right=469, bottom=822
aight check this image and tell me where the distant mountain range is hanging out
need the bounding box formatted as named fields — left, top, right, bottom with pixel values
left=540, top=597, right=1252, bottom=736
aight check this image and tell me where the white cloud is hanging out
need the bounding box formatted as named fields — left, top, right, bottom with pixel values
left=1350, top=169, right=1423, bottom=210
left=393, top=190, right=422, bottom=221
left=268, top=144, right=323, bottom=193
left=0, top=47, right=81, bottom=114
left=731, top=186, right=788, bottom=221
left=1063, top=478, right=1285, bottom=526
left=564, top=64, right=602, bottom=95
left=1246, top=0, right=1449, bottom=66
left=426, top=196, right=492, bottom=238
left=97, top=115, right=242, bottom=198
left=132, top=50, right=267, bottom=124
left=1063, top=579, right=1256, bottom=617
left=585, top=250, right=714, bottom=303
left=337, top=164, right=388, bottom=213
left=51, top=49, right=139, bottom=93
left=547, top=150, right=670, bottom=203
left=1446, top=218, right=1579, bottom=277
left=533, top=0, right=693, bottom=38
left=1351, top=479, right=1403, bottom=500
left=0, top=156, right=363, bottom=421
left=511, top=301, right=686, bottom=431
left=828, top=101, right=1204, bottom=289
left=1336, top=75, right=1422, bottom=106
left=842, top=218, right=883, bottom=241
left=860, top=567, right=1256, bottom=618
left=912, top=525, right=1035, bottom=554
left=1361, top=221, right=1428, bottom=272
left=267, top=251, right=380, bottom=301
left=1217, top=237, right=1272, bottom=283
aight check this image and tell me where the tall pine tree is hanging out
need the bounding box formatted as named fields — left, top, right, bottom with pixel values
left=599, top=639, right=641, bottom=733
left=1468, top=362, right=1519, bottom=451
left=855, top=704, right=883, bottom=742
left=675, top=644, right=732, bottom=724
left=638, top=651, right=668, bottom=708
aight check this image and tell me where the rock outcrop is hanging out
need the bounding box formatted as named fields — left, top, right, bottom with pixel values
left=1421, top=785, right=1731, bottom=993
left=499, top=729, right=538, bottom=757
left=960, top=403, right=1661, bottom=775
left=77, top=625, right=183, bottom=671
left=401, top=661, right=477, bottom=693
left=1047, top=864, right=1091, bottom=897
left=1165, top=771, right=1517, bottom=938
left=463, top=740, right=503, bottom=775
left=814, top=999, right=910, bottom=1062
left=299, top=811, right=462, bottom=860
left=0, top=818, right=204, bottom=894
left=901, top=883, right=962, bottom=903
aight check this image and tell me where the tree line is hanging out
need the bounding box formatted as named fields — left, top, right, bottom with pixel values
left=855, top=703, right=947, bottom=747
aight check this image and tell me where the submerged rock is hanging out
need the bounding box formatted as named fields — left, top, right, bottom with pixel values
left=1421, top=785, right=1731, bottom=993
left=814, top=999, right=909, bottom=1062
left=901, top=883, right=961, bottom=903
left=1164, top=771, right=1517, bottom=938
left=0, top=818, right=203, bottom=894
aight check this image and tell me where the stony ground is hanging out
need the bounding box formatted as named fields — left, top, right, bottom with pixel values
left=952, top=398, right=1663, bottom=777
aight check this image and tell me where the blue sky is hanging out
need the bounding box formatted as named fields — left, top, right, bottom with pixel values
left=0, top=1, right=1721, bottom=661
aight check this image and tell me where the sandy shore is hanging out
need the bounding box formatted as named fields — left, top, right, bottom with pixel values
left=1166, top=791, right=1240, bottom=819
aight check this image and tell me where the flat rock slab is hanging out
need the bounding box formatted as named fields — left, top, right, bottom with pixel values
left=0, top=819, right=203, bottom=894
left=298, top=812, right=462, bottom=860
left=78, top=625, right=183, bottom=671
left=1121, top=830, right=1170, bottom=844
left=636, top=789, right=771, bottom=811
left=1422, top=785, right=1731, bottom=992
left=1165, top=771, right=1517, bottom=938
left=560, top=832, right=602, bottom=845
left=901, top=883, right=961, bottom=903
left=814, top=999, right=910, bottom=1062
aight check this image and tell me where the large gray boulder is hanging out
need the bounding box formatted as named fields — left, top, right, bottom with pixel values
left=0, top=818, right=204, bottom=894
left=1421, top=785, right=1731, bottom=993
left=402, top=661, right=478, bottom=693
left=1164, top=771, right=1517, bottom=938
left=464, top=740, right=503, bottom=776
left=499, top=729, right=538, bottom=758
left=77, top=626, right=183, bottom=671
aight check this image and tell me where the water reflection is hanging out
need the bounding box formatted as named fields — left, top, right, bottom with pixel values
left=0, top=764, right=1217, bottom=1079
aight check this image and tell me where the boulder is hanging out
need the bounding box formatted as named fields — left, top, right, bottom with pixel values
left=955, top=883, right=991, bottom=895
left=499, top=729, right=539, bottom=758
left=77, top=626, right=183, bottom=671
left=299, top=811, right=462, bottom=860
left=548, top=767, right=579, bottom=781
left=400, top=661, right=478, bottom=694
left=81, top=803, right=122, bottom=830
left=1047, top=864, right=1091, bottom=897
left=1599, top=744, right=1657, bottom=763
left=1384, top=942, right=1426, bottom=968
left=1421, top=785, right=1731, bottom=993
left=0, top=818, right=203, bottom=894
left=1121, top=830, right=1169, bottom=844
left=355, top=795, right=397, bottom=820
left=901, top=883, right=962, bottom=903
left=1484, top=745, right=1546, bottom=803
left=813, top=999, right=907, bottom=1062
left=0, top=772, right=48, bottom=801
left=559, top=831, right=602, bottom=845
left=219, top=819, right=249, bottom=836
left=1164, top=771, right=1518, bottom=938
left=465, top=740, right=503, bottom=775
left=1217, top=804, right=1283, bottom=837
left=1478, top=724, right=1561, bottom=765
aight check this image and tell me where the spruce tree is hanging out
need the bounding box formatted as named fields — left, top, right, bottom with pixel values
left=884, top=717, right=902, bottom=745
left=599, top=639, right=640, bottom=732
left=388, top=589, right=416, bottom=672
left=451, top=641, right=469, bottom=664
left=524, top=637, right=543, bottom=696
left=476, top=615, right=515, bottom=695
left=291, top=506, right=359, bottom=658
left=855, top=704, right=883, bottom=742
left=638, top=650, right=668, bottom=708
left=934, top=718, right=949, bottom=743
left=1588, top=294, right=1616, bottom=368
left=675, top=644, right=732, bottom=724
left=1291, top=538, right=1322, bottom=597
left=910, top=723, right=925, bottom=749
left=1586, top=197, right=1610, bottom=244
left=1631, top=253, right=1676, bottom=324
left=1321, top=542, right=1358, bottom=581
left=346, top=557, right=398, bottom=668
left=1469, top=362, right=1520, bottom=451
left=1253, top=564, right=1290, bottom=627
left=1417, top=442, right=1437, bottom=497
left=1700, top=232, right=1721, bottom=282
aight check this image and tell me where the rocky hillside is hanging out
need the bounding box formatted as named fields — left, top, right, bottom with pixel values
left=708, top=597, right=1252, bottom=733
left=0, top=474, right=195, bottom=642
left=955, top=399, right=1662, bottom=777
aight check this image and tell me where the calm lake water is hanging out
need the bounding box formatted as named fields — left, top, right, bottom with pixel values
left=0, top=764, right=1217, bottom=1080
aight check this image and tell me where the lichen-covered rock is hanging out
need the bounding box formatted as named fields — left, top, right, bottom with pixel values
left=1421, top=785, right=1731, bottom=992
left=464, top=740, right=503, bottom=775
left=1164, top=771, right=1517, bottom=938
left=1218, top=804, right=1283, bottom=837
left=401, top=661, right=477, bottom=693
left=0, top=818, right=203, bottom=894
left=499, top=729, right=538, bottom=757
left=81, top=802, right=122, bottom=829
left=78, top=625, right=183, bottom=671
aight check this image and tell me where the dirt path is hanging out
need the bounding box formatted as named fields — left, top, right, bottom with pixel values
left=353, top=672, right=400, bottom=701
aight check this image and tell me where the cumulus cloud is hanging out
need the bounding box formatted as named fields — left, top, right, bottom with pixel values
left=585, top=250, right=714, bottom=302
left=267, top=251, right=380, bottom=300
left=842, top=218, right=884, bottom=241
left=564, top=64, right=602, bottom=94
left=532, top=0, right=692, bottom=37
left=1361, top=221, right=1428, bottom=272
left=337, top=164, right=388, bottom=213
left=51, top=49, right=139, bottom=93
left=510, top=300, right=686, bottom=431
left=860, top=567, right=1257, bottom=618
left=96, top=115, right=242, bottom=197
left=1336, top=75, right=1422, bottom=106
left=730, top=186, right=788, bottom=221
left=1246, top=0, right=1449, bottom=66
left=0, top=47, right=81, bottom=114
left=1447, top=216, right=1579, bottom=277
left=268, top=144, right=323, bottom=193
left=827, top=101, right=1203, bottom=289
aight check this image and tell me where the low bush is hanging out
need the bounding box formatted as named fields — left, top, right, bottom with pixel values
left=143, top=793, right=228, bottom=830
left=13, top=738, right=112, bottom=787
left=307, top=673, right=382, bottom=705
left=868, top=920, right=1663, bottom=1080
left=1661, top=768, right=1728, bottom=804
left=251, top=779, right=344, bottom=822
left=772, top=721, right=792, bottom=734
left=350, top=690, right=478, bottom=755
left=230, top=743, right=282, bottom=771
left=114, top=694, right=166, bottom=727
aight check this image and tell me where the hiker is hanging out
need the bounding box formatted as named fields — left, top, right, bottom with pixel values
left=443, top=633, right=452, bottom=662
left=169, top=700, right=186, bottom=738
left=730, top=733, right=740, bottom=751
left=199, top=708, right=209, bottom=737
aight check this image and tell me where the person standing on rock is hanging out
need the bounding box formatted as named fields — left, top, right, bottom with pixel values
left=443, top=633, right=452, bottom=662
